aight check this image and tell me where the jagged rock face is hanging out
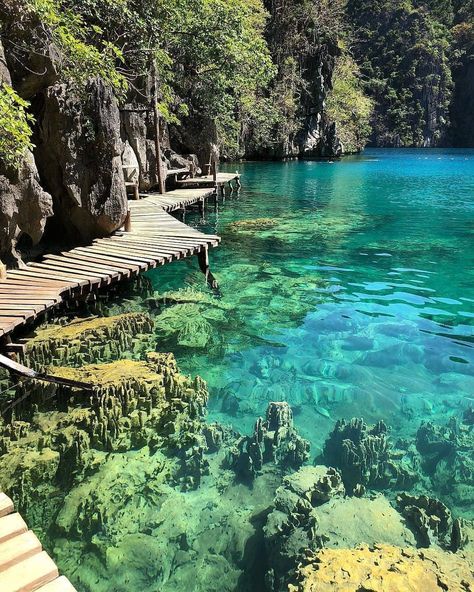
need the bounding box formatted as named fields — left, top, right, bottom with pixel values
left=452, top=60, right=474, bottom=147
left=295, top=45, right=343, bottom=158
left=170, top=113, right=219, bottom=168
left=0, top=153, right=53, bottom=266
left=0, top=41, right=53, bottom=266
left=322, top=418, right=417, bottom=492
left=226, top=401, right=310, bottom=481
left=35, top=78, right=127, bottom=243
left=263, top=465, right=345, bottom=592
left=121, top=107, right=164, bottom=190
left=289, top=544, right=474, bottom=592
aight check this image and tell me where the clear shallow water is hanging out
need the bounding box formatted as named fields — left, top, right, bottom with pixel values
left=149, top=149, right=474, bottom=448
left=6, top=148, right=473, bottom=591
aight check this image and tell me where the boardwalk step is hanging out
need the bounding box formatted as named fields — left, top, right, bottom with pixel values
left=1, top=550, right=58, bottom=592
left=0, top=493, right=14, bottom=517
left=0, top=530, right=42, bottom=572
left=0, top=513, right=28, bottom=544
left=36, top=576, right=77, bottom=591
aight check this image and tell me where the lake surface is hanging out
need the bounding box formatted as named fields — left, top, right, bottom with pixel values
left=5, top=148, right=474, bottom=591
left=149, top=148, right=474, bottom=451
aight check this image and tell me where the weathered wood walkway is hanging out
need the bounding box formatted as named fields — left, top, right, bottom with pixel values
left=0, top=492, right=76, bottom=592
left=0, top=174, right=239, bottom=341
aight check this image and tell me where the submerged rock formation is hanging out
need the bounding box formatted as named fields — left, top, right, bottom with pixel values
left=416, top=417, right=474, bottom=516
left=322, top=418, right=416, bottom=492
left=226, top=402, right=310, bottom=481
left=289, top=544, right=474, bottom=592
left=264, top=465, right=345, bottom=591
left=397, top=493, right=468, bottom=551
left=22, top=312, right=155, bottom=370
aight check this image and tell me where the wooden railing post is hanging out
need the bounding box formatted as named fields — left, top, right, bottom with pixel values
left=152, top=60, right=166, bottom=195
left=124, top=209, right=132, bottom=232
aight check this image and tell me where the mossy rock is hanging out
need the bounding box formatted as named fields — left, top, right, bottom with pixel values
left=23, top=313, right=155, bottom=369
left=227, top=218, right=279, bottom=233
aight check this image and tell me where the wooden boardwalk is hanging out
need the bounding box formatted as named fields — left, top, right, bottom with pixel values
left=0, top=176, right=239, bottom=341
left=0, top=492, right=76, bottom=592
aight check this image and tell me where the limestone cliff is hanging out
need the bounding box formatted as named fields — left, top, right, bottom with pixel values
left=0, top=40, right=53, bottom=266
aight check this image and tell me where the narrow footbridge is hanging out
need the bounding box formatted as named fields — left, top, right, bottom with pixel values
left=0, top=174, right=238, bottom=345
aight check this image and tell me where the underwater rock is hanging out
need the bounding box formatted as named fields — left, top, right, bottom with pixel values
left=263, top=465, right=344, bottom=592
left=463, top=406, right=474, bottom=426
left=416, top=418, right=474, bottom=516
left=313, top=495, right=416, bottom=550
left=226, top=402, right=310, bottom=481
left=322, top=418, right=417, bottom=492
left=227, top=218, right=279, bottom=233
left=289, top=544, right=474, bottom=592
left=153, top=302, right=230, bottom=350
left=396, top=492, right=468, bottom=551
left=0, top=352, right=211, bottom=522
left=22, top=312, right=155, bottom=370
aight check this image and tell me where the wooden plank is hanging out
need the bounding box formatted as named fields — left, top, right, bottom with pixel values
left=0, top=310, right=35, bottom=322
left=0, top=513, right=28, bottom=544
left=74, top=246, right=156, bottom=268
left=7, top=271, right=81, bottom=288
left=87, top=244, right=165, bottom=265
left=42, top=256, right=122, bottom=280
left=67, top=251, right=143, bottom=273
left=28, top=263, right=102, bottom=285
left=52, top=257, right=130, bottom=279
left=0, top=493, right=14, bottom=518
left=0, top=318, right=23, bottom=336
left=0, top=304, right=46, bottom=313
left=1, top=550, right=58, bottom=592
left=0, top=530, right=42, bottom=572
left=100, top=238, right=187, bottom=257
left=36, top=576, right=77, bottom=592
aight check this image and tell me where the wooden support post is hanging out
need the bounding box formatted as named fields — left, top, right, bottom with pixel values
left=124, top=210, right=132, bottom=232
left=198, top=197, right=205, bottom=219
left=152, top=60, right=166, bottom=195
left=197, top=247, right=219, bottom=290
left=212, top=161, right=218, bottom=184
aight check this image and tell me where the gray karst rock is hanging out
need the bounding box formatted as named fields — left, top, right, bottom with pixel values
left=35, top=78, right=127, bottom=243
left=121, top=105, right=164, bottom=190
left=0, top=40, right=53, bottom=266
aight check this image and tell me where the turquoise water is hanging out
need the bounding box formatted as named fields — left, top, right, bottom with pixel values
left=5, top=148, right=473, bottom=591
left=149, top=149, right=474, bottom=449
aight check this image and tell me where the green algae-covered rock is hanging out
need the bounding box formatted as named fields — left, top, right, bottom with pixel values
left=23, top=312, right=155, bottom=369
left=0, top=352, right=210, bottom=521
left=227, top=218, right=279, bottom=232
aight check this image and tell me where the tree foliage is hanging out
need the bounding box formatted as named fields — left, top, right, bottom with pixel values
left=347, top=0, right=454, bottom=146
left=0, top=83, right=34, bottom=168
